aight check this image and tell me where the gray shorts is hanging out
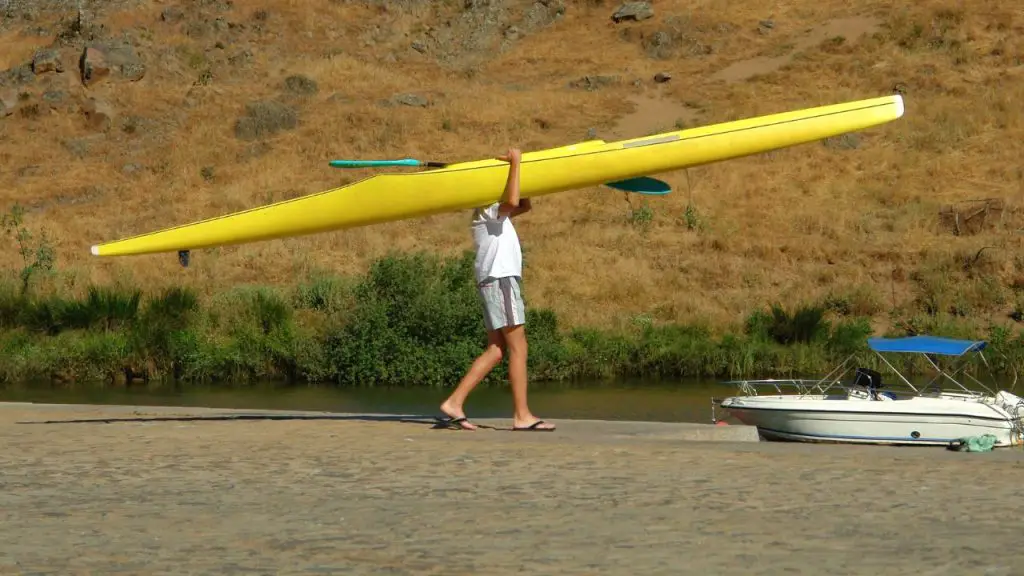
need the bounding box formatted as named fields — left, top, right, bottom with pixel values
left=477, top=276, right=525, bottom=332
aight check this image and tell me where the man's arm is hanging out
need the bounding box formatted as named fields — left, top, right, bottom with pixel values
left=496, top=148, right=525, bottom=217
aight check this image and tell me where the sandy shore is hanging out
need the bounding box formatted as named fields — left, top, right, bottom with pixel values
left=2, top=403, right=1023, bottom=575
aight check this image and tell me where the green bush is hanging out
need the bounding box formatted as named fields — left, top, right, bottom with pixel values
left=744, top=303, right=830, bottom=345
left=323, top=251, right=486, bottom=387
left=0, top=250, right=1022, bottom=388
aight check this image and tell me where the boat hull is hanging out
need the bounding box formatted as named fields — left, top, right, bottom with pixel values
left=91, top=94, right=905, bottom=257
left=720, top=394, right=1024, bottom=447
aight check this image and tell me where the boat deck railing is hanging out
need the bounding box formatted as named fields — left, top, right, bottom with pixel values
left=719, top=347, right=1010, bottom=400
left=723, top=378, right=833, bottom=397
left=719, top=377, right=991, bottom=401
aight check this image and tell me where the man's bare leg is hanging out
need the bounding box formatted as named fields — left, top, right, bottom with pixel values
left=440, top=329, right=506, bottom=430
left=503, top=324, right=555, bottom=430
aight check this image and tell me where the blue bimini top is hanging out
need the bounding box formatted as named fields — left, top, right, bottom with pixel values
left=866, top=335, right=987, bottom=356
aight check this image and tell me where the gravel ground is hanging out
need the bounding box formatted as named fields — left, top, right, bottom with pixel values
left=2, top=403, right=1023, bottom=575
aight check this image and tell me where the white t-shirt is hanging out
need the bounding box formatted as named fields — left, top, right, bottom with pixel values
left=471, top=202, right=522, bottom=283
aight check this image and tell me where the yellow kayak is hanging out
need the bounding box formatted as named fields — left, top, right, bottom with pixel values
left=91, top=94, right=905, bottom=258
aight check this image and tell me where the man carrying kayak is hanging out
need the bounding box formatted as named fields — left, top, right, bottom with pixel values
left=438, top=147, right=556, bottom=432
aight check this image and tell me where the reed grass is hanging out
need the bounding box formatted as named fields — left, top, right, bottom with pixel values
left=1, top=249, right=1020, bottom=389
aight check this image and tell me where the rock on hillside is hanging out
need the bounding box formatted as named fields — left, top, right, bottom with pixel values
left=359, top=0, right=567, bottom=67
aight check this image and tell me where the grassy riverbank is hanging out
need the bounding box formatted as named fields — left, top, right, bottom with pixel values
left=2, top=249, right=1022, bottom=388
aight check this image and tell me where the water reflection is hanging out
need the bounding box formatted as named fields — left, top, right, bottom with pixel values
left=0, top=379, right=736, bottom=424
left=3, top=373, right=1015, bottom=424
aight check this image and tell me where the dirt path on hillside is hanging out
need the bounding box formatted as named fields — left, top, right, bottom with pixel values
left=608, top=93, right=700, bottom=139
left=712, top=16, right=881, bottom=83
left=610, top=16, right=882, bottom=140
left=2, top=403, right=1023, bottom=575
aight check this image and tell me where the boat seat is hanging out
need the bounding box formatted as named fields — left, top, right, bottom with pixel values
left=853, top=367, right=883, bottom=389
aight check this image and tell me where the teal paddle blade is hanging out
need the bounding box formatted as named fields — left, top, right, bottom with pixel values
left=329, top=158, right=423, bottom=168
left=328, top=159, right=448, bottom=169
left=604, top=176, right=671, bottom=195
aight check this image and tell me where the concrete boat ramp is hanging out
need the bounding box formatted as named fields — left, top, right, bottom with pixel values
left=3, top=401, right=1024, bottom=575
left=1, top=401, right=761, bottom=443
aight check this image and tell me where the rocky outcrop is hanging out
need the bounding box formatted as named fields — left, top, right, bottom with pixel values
left=403, top=0, right=566, bottom=67
left=615, top=15, right=726, bottom=60
left=32, top=50, right=64, bottom=74
left=79, top=44, right=146, bottom=87
left=0, top=64, right=34, bottom=87
left=80, top=47, right=111, bottom=86
left=612, top=2, right=654, bottom=23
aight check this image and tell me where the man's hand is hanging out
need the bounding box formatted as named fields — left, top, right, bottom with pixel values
left=510, top=197, right=531, bottom=217
left=496, top=148, right=522, bottom=164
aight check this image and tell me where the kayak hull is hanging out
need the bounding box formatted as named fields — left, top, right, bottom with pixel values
left=91, top=94, right=905, bottom=257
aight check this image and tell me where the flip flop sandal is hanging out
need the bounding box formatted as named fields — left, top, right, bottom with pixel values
left=434, top=415, right=476, bottom=430
left=512, top=420, right=555, bottom=432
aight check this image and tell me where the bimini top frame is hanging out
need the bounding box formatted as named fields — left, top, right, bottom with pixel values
left=864, top=335, right=991, bottom=396
left=721, top=334, right=1012, bottom=399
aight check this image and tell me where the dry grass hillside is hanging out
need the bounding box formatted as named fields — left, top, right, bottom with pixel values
left=1, top=0, right=1022, bottom=334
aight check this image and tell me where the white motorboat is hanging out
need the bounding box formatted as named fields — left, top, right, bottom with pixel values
left=714, top=335, right=1024, bottom=447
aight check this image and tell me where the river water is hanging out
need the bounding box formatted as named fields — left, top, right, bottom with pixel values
left=0, top=379, right=740, bottom=424
left=3, top=374, right=1016, bottom=424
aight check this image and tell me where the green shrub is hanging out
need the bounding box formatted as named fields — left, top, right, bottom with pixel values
left=1, top=250, right=1022, bottom=388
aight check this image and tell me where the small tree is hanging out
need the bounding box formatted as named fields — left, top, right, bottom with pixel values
left=1, top=204, right=56, bottom=295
